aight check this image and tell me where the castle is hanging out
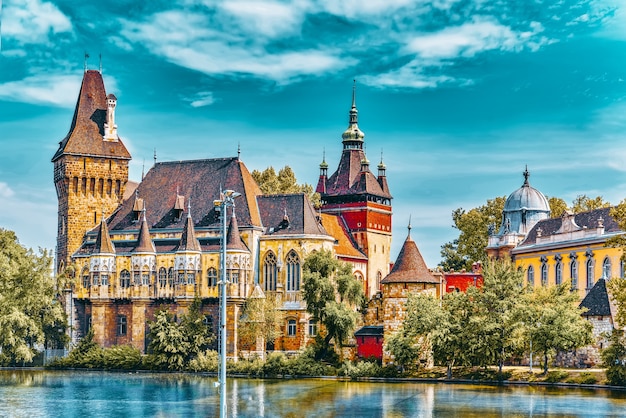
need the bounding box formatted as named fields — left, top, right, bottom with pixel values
left=52, top=70, right=393, bottom=355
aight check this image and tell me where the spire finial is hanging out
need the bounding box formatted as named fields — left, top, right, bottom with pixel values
left=141, top=159, right=145, bottom=181
left=323, top=147, right=326, bottom=163
left=187, top=197, right=192, bottom=218
left=99, top=53, right=102, bottom=73
left=237, top=142, right=241, bottom=160
left=523, top=165, right=530, bottom=186
left=84, top=51, right=89, bottom=72
left=408, top=215, right=412, bottom=237
left=352, top=79, right=356, bottom=109
left=153, top=148, right=157, bottom=166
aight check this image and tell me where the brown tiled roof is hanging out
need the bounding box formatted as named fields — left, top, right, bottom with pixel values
left=320, top=213, right=367, bottom=260
left=381, top=232, right=438, bottom=284
left=226, top=211, right=249, bottom=251
left=176, top=212, right=201, bottom=252
left=107, top=158, right=262, bottom=232
left=322, top=150, right=392, bottom=199
left=52, top=70, right=131, bottom=162
left=94, top=217, right=115, bottom=254
left=257, top=194, right=328, bottom=236
left=134, top=211, right=156, bottom=253
left=518, top=207, right=621, bottom=247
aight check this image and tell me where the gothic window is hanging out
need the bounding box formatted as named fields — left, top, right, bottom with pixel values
left=587, top=258, right=594, bottom=289
left=133, top=270, right=141, bottom=286
left=207, top=268, right=217, bottom=287
left=308, top=319, right=317, bottom=337
left=120, top=270, right=131, bottom=288
left=158, top=267, right=167, bottom=287
left=287, top=319, right=297, bottom=337
left=168, top=267, right=174, bottom=286
left=117, top=315, right=127, bottom=336
left=540, top=263, right=548, bottom=287
left=603, top=257, right=612, bottom=279
left=92, top=272, right=100, bottom=286
left=555, top=262, right=562, bottom=285
left=570, top=261, right=578, bottom=290
left=142, top=267, right=150, bottom=286
left=100, top=273, right=109, bottom=286
left=286, top=250, right=301, bottom=292
left=229, top=263, right=240, bottom=284
left=264, top=251, right=277, bottom=292
left=187, top=272, right=196, bottom=285
left=527, top=266, right=534, bottom=286
left=177, top=271, right=186, bottom=285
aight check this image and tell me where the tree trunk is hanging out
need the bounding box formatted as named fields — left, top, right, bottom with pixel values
left=447, top=364, right=452, bottom=379
left=543, top=352, right=549, bottom=374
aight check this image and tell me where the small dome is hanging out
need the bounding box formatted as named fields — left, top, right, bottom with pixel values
left=503, top=170, right=549, bottom=214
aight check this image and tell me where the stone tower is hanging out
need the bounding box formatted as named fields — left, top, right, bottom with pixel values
left=52, top=70, right=131, bottom=273
left=316, top=82, right=393, bottom=298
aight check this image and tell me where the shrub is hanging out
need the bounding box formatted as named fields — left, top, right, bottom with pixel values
left=341, top=360, right=382, bottom=379
left=602, top=330, right=626, bottom=386
left=263, top=352, right=289, bottom=377
left=575, top=372, right=598, bottom=385
left=187, top=350, right=218, bottom=372
left=102, top=345, right=142, bottom=370
left=544, top=370, right=568, bottom=383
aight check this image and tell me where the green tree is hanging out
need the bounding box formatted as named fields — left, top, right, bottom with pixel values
left=602, top=329, right=626, bottom=386
left=385, top=329, right=422, bottom=373
left=473, top=259, right=525, bottom=373
left=439, top=196, right=506, bottom=271
left=252, top=165, right=321, bottom=207
left=520, top=282, right=592, bottom=374
left=302, top=250, right=364, bottom=358
left=239, top=288, right=284, bottom=352
left=571, top=194, right=610, bottom=213
left=547, top=196, right=568, bottom=218
left=0, top=228, right=67, bottom=365
left=180, top=298, right=214, bottom=360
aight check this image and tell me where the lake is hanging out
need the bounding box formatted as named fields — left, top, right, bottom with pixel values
left=1, top=370, right=625, bottom=417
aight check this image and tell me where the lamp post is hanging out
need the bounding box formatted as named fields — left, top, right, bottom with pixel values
left=213, top=189, right=241, bottom=418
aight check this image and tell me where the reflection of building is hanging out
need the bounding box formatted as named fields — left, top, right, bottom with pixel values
left=486, top=168, right=550, bottom=259
left=53, top=70, right=392, bottom=355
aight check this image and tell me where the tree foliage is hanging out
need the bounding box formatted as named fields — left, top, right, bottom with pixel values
left=146, top=299, right=213, bottom=371
left=252, top=165, right=321, bottom=207
left=439, top=196, right=505, bottom=271
left=571, top=194, right=610, bottom=213
left=547, top=196, right=568, bottom=218
left=302, top=250, right=363, bottom=356
left=0, top=228, right=67, bottom=365
left=239, top=290, right=285, bottom=348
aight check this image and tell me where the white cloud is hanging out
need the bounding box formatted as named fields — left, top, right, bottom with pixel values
left=186, top=91, right=216, bottom=107
left=121, top=11, right=352, bottom=82
left=0, top=182, right=15, bottom=198
left=0, top=74, right=83, bottom=107
left=218, top=0, right=306, bottom=38
left=3, top=0, right=73, bottom=44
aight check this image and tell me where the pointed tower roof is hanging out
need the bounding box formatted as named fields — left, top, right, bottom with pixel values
left=580, top=278, right=615, bottom=317
left=134, top=209, right=155, bottom=253
left=226, top=209, right=249, bottom=251
left=94, top=215, right=115, bottom=255
left=381, top=224, right=438, bottom=284
left=341, top=80, right=365, bottom=146
left=176, top=202, right=201, bottom=252
left=52, top=70, right=131, bottom=162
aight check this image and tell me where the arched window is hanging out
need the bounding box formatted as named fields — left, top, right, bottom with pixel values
left=286, top=250, right=300, bottom=292
left=287, top=319, right=297, bottom=336
left=555, top=262, right=562, bottom=285
left=603, top=257, right=612, bottom=279
left=587, top=258, right=594, bottom=289
left=207, top=268, right=217, bottom=287
left=308, top=319, right=317, bottom=336
left=141, top=265, right=151, bottom=285
left=541, top=263, right=548, bottom=286
left=168, top=267, right=174, bottom=286
left=120, top=270, right=131, bottom=288
left=264, top=251, right=277, bottom=292
left=527, top=266, right=534, bottom=286
left=158, top=267, right=167, bottom=287
left=570, top=260, right=578, bottom=290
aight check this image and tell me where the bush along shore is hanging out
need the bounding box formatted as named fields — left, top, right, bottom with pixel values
left=45, top=340, right=615, bottom=388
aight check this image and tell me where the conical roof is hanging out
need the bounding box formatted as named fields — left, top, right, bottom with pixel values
left=134, top=209, right=155, bottom=253
left=52, top=70, right=130, bottom=162
left=94, top=216, right=115, bottom=255
left=176, top=208, right=201, bottom=252
left=580, top=278, right=613, bottom=317
left=381, top=227, right=438, bottom=284
left=226, top=210, right=249, bottom=251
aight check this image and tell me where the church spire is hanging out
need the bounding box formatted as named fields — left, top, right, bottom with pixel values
left=177, top=200, right=201, bottom=252
left=94, top=213, right=115, bottom=255
left=523, top=165, right=530, bottom=187
left=341, top=80, right=365, bottom=149
left=134, top=208, right=155, bottom=253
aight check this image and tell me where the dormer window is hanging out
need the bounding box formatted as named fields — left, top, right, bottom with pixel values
left=174, top=194, right=185, bottom=221
left=132, top=191, right=144, bottom=222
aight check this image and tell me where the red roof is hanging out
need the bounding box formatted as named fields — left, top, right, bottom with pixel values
left=381, top=231, right=438, bottom=284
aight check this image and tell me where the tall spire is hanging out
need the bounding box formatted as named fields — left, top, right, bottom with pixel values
left=177, top=199, right=201, bottom=252
left=341, top=79, right=365, bottom=149
left=226, top=207, right=248, bottom=251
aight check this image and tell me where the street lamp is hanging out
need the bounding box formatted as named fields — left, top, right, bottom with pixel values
left=213, top=189, right=241, bottom=418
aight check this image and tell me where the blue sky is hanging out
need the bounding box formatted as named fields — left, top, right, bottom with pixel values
left=1, top=0, right=626, bottom=267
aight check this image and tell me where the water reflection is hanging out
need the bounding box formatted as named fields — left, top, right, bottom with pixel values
left=1, top=371, right=625, bottom=417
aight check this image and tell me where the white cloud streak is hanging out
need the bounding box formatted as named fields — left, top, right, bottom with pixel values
left=2, top=0, right=73, bottom=44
